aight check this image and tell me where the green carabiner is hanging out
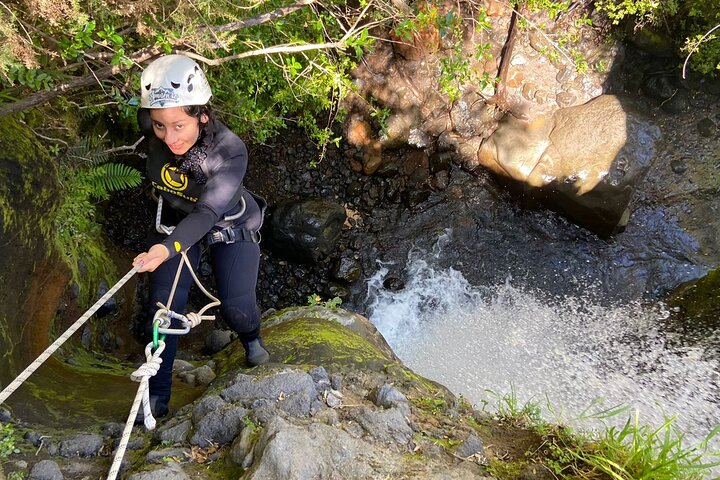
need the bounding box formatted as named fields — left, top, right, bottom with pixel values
left=152, top=319, right=166, bottom=350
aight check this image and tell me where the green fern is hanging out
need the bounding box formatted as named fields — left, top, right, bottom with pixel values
left=87, top=162, right=143, bottom=193
left=63, top=136, right=110, bottom=166
left=53, top=135, right=144, bottom=304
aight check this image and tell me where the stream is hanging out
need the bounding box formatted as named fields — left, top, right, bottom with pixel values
left=366, top=232, right=720, bottom=467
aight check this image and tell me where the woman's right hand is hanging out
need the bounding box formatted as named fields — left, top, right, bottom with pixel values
left=133, top=244, right=170, bottom=272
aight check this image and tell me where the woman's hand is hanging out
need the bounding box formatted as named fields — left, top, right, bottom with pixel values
left=133, top=244, right=170, bottom=272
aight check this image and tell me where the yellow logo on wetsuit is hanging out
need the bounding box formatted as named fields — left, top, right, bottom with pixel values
left=160, top=163, right=188, bottom=191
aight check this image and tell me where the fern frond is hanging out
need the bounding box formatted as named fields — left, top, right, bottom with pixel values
left=87, top=163, right=143, bottom=194
left=63, top=136, right=109, bottom=167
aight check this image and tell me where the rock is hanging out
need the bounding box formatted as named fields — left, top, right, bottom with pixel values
left=229, top=427, right=255, bottom=465
left=246, top=416, right=403, bottom=479
left=348, top=406, right=413, bottom=446
left=455, top=434, right=485, bottom=460
left=155, top=418, right=192, bottom=444
left=267, top=198, right=347, bottom=263
left=178, top=364, right=216, bottom=387
left=146, top=447, right=189, bottom=464
left=126, top=463, right=190, bottom=480
left=204, top=329, right=234, bottom=354
left=372, top=384, right=410, bottom=412
left=660, top=89, right=690, bottom=114
left=172, top=359, right=194, bottom=373
left=330, top=256, right=362, bottom=283
left=190, top=406, right=247, bottom=447
left=475, top=95, right=661, bottom=236
left=191, top=394, right=227, bottom=422
left=0, top=408, right=11, bottom=422
left=697, top=117, right=716, bottom=137
left=58, top=433, right=103, bottom=458
left=28, top=459, right=63, bottom=480
left=220, top=371, right=317, bottom=418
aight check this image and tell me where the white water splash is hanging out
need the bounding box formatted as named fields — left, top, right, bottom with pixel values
left=366, top=237, right=720, bottom=459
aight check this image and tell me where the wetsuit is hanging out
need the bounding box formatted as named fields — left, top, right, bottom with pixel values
left=141, top=116, right=265, bottom=402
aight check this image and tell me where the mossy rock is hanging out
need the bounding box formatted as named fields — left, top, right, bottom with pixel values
left=0, top=114, right=57, bottom=243
left=216, top=308, right=396, bottom=375
left=665, top=268, right=720, bottom=329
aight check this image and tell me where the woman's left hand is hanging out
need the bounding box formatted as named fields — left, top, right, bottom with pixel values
left=133, top=244, right=170, bottom=272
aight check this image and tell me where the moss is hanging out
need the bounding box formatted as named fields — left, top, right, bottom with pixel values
left=665, top=268, right=720, bottom=328
left=487, top=459, right=530, bottom=479
left=0, top=114, right=57, bottom=247
left=218, top=316, right=392, bottom=375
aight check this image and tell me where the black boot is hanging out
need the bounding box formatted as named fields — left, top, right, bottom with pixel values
left=244, top=337, right=270, bottom=366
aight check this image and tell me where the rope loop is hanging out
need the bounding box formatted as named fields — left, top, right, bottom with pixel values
left=130, top=341, right=165, bottom=430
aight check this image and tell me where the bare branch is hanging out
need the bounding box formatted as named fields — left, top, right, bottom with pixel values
left=682, top=23, right=720, bottom=79
left=104, top=136, right=145, bottom=155
left=211, top=0, right=316, bottom=33
left=183, top=41, right=344, bottom=66
left=0, top=46, right=165, bottom=118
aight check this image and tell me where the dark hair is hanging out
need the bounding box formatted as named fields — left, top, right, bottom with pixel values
left=183, top=104, right=212, bottom=119
left=183, top=104, right=215, bottom=139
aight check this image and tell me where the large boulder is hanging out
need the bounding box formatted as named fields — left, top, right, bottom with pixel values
left=474, top=95, right=661, bottom=235
left=267, top=198, right=347, bottom=263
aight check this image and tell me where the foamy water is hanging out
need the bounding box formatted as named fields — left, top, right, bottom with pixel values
left=366, top=237, right=720, bottom=465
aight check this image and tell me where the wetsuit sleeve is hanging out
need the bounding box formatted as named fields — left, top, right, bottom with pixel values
left=160, top=148, right=247, bottom=258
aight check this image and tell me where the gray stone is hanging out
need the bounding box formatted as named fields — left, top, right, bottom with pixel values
left=191, top=394, right=227, bottom=423
left=58, top=433, right=103, bottom=458
left=229, top=426, right=255, bottom=465
left=348, top=407, right=413, bottom=446
left=330, top=256, right=362, bottom=283
left=28, top=459, right=63, bottom=480
left=127, top=463, right=190, bottom=480
left=455, top=434, right=485, bottom=459
left=146, top=447, right=189, bottom=464
left=155, top=418, right=192, bottom=444
left=190, top=406, right=247, bottom=447
left=172, top=359, right=194, bottom=373
left=221, top=371, right=318, bottom=418
left=205, top=329, right=234, bottom=354
left=697, top=117, right=716, bottom=138
left=178, top=364, right=216, bottom=387
left=372, top=384, right=409, bottom=410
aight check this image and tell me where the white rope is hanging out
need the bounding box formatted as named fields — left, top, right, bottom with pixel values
left=106, top=341, right=165, bottom=480
left=0, top=267, right=138, bottom=406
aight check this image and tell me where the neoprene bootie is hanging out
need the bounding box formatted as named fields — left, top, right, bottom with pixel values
left=245, top=338, right=270, bottom=366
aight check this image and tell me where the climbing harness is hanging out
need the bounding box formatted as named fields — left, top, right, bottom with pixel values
left=0, top=267, right=139, bottom=406
left=154, top=191, right=246, bottom=236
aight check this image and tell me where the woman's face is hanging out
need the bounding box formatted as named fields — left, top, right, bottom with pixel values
left=149, top=107, right=208, bottom=155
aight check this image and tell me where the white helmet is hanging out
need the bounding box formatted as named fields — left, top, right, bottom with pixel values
left=140, top=54, right=212, bottom=108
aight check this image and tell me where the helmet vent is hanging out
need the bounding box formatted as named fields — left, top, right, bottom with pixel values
left=171, top=81, right=181, bottom=88
left=144, top=83, right=151, bottom=90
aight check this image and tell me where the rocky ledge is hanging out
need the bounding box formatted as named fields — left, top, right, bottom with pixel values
left=2, top=307, right=558, bottom=480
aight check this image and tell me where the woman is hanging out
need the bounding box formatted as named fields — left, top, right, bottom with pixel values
left=133, top=54, right=270, bottom=418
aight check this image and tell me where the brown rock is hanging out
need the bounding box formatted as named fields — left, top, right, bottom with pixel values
left=362, top=141, right=383, bottom=175
left=346, top=116, right=373, bottom=148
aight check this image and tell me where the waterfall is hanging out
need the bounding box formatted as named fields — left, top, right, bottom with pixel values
left=366, top=232, right=720, bottom=456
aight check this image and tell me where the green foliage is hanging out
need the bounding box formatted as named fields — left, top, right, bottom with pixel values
left=595, top=0, right=720, bottom=75
left=560, top=413, right=720, bottom=479
left=306, top=294, right=343, bottom=309
left=392, top=3, right=495, bottom=101
left=483, top=389, right=720, bottom=480
left=0, top=422, right=21, bottom=459
left=53, top=135, right=143, bottom=303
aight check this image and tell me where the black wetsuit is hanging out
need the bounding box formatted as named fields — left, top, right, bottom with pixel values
left=141, top=116, right=264, bottom=401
